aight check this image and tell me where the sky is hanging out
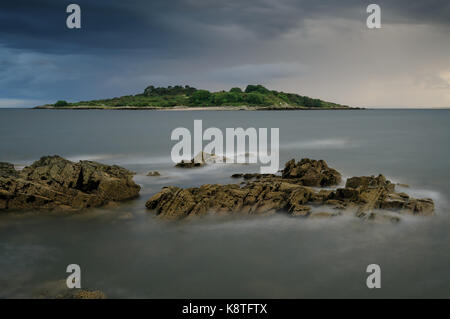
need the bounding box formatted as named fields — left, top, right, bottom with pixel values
left=0, top=0, right=449, bottom=108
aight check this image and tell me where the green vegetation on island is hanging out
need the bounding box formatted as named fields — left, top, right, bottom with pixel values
left=42, top=85, right=352, bottom=109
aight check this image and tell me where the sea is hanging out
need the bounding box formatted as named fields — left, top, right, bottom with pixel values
left=0, top=109, right=449, bottom=298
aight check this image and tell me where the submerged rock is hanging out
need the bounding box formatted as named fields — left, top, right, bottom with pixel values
left=231, top=173, right=276, bottom=180
left=147, top=171, right=161, bottom=176
left=146, top=158, right=434, bottom=221
left=71, top=290, right=107, bottom=299
left=175, top=159, right=204, bottom=168
left=34, top=280, right=107, bottom=299
left=0, top=155, right=140, bottom=212
left=309, top=211, right=341, bottom=219
left=175, top=151, right=229, bottom=168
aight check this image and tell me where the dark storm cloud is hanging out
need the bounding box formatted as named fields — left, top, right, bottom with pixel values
left=0, top=0, right=449, bottom=107
left=0, top=0, right=448, bottom=54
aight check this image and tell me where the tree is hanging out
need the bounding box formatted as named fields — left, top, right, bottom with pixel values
left=230, top=87, right=242, bottom=93
left=212, top=92, right=227, bottom=105
left=189, top=90, right=212, bottom=105
left=245, top=84, right=270, bottom=94
left=246, top=93, right=265, bottom=105
left=54, top=100, right=69, bottom=107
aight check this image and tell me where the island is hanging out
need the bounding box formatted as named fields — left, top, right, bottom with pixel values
left=35, top=85, right=359, bottom=110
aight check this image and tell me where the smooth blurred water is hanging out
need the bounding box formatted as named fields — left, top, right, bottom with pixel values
left=0, top=109, right=449, bottom=298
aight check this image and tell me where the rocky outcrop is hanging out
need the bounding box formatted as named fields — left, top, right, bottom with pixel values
left=147, top=171, right=161, bottom=176
left=146, top=182, right=310, bottom=219
left=345, top=175, right=395, bottom=192
left=176, top=151, right=229, bottom=168
left=146, top=158, right=434, bottom=221
left=230, top=158, right=341, bottom=187
left=0, top=155, right=140, bottom=212
left=281, top=158, right=342, bottom=186
left=175, top=159, right=204, bottom=168
left=327, top=174, right=434, bottom=218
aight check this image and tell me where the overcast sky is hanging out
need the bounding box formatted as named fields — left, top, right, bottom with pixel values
left=0, top=0, right=449, bottom=108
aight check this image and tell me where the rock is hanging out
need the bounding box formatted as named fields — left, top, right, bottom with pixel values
left=34, top=279, right=107, bottom=299
left=146, top=158, right=434, bottom=220
left=366, top=212, right=401, bottom=223
left=0, top=162, right=18, bottom=178
left=290, top=205, right=312, bottom=217
left=338, top=175, right=434, bottom=217
left=72, top=290, right=107, bottom=299
left=117, top=212, right=134, bottom=220
left=147, top=171, right=161, bottom=176
left=104, top=201, right=120, bottom=208
left=193, top=151, right=228, bottom=164
left=333, top=188, right=360, bottom=201
left=230, top=158, right=340, bottom=187
left=398, top=192, right=409, bottom=199
left=231, top=173, right=276, bottom=180
left=324, top=199, right=346, bottom=209
left=379, top=196, right=434, bottom=217
left=309, top=211, right=341, bottom=219
left=346, top=175, right=395, bottom=192
left=287, top=187, right=314, bottom=216
left=146, top=181, right=302, bottom=219
left=412, top=199, right=435, bottom=216
left=146, top=186, right=197, bottom=219
left=281, top=158, right=341, bottom=186
left=175, top=151, right=229, bottom=168
left=0, top=155, right=140, bottom=212
left=175, top=159, right=204, bottom=168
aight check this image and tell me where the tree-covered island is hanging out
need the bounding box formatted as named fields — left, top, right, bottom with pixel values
left=37, top=85, right=356, bottom=109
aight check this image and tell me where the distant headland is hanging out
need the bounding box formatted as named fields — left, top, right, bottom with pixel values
left=35, top=85, right=361, bottom=110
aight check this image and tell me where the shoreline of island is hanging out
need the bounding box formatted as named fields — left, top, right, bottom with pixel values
left=34, top=105, right=363, bottom=111
left=33, top=84, right=363, bottom=110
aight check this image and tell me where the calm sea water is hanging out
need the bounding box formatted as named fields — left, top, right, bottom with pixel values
left=0, top=109, right=449, bottom=298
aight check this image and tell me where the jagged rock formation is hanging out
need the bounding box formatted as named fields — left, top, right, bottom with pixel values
left=146, top=158, right=434, bottom=221
left=0, top=156, right=140, bottom=211
left=281, top=158, right=342, bottom=186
